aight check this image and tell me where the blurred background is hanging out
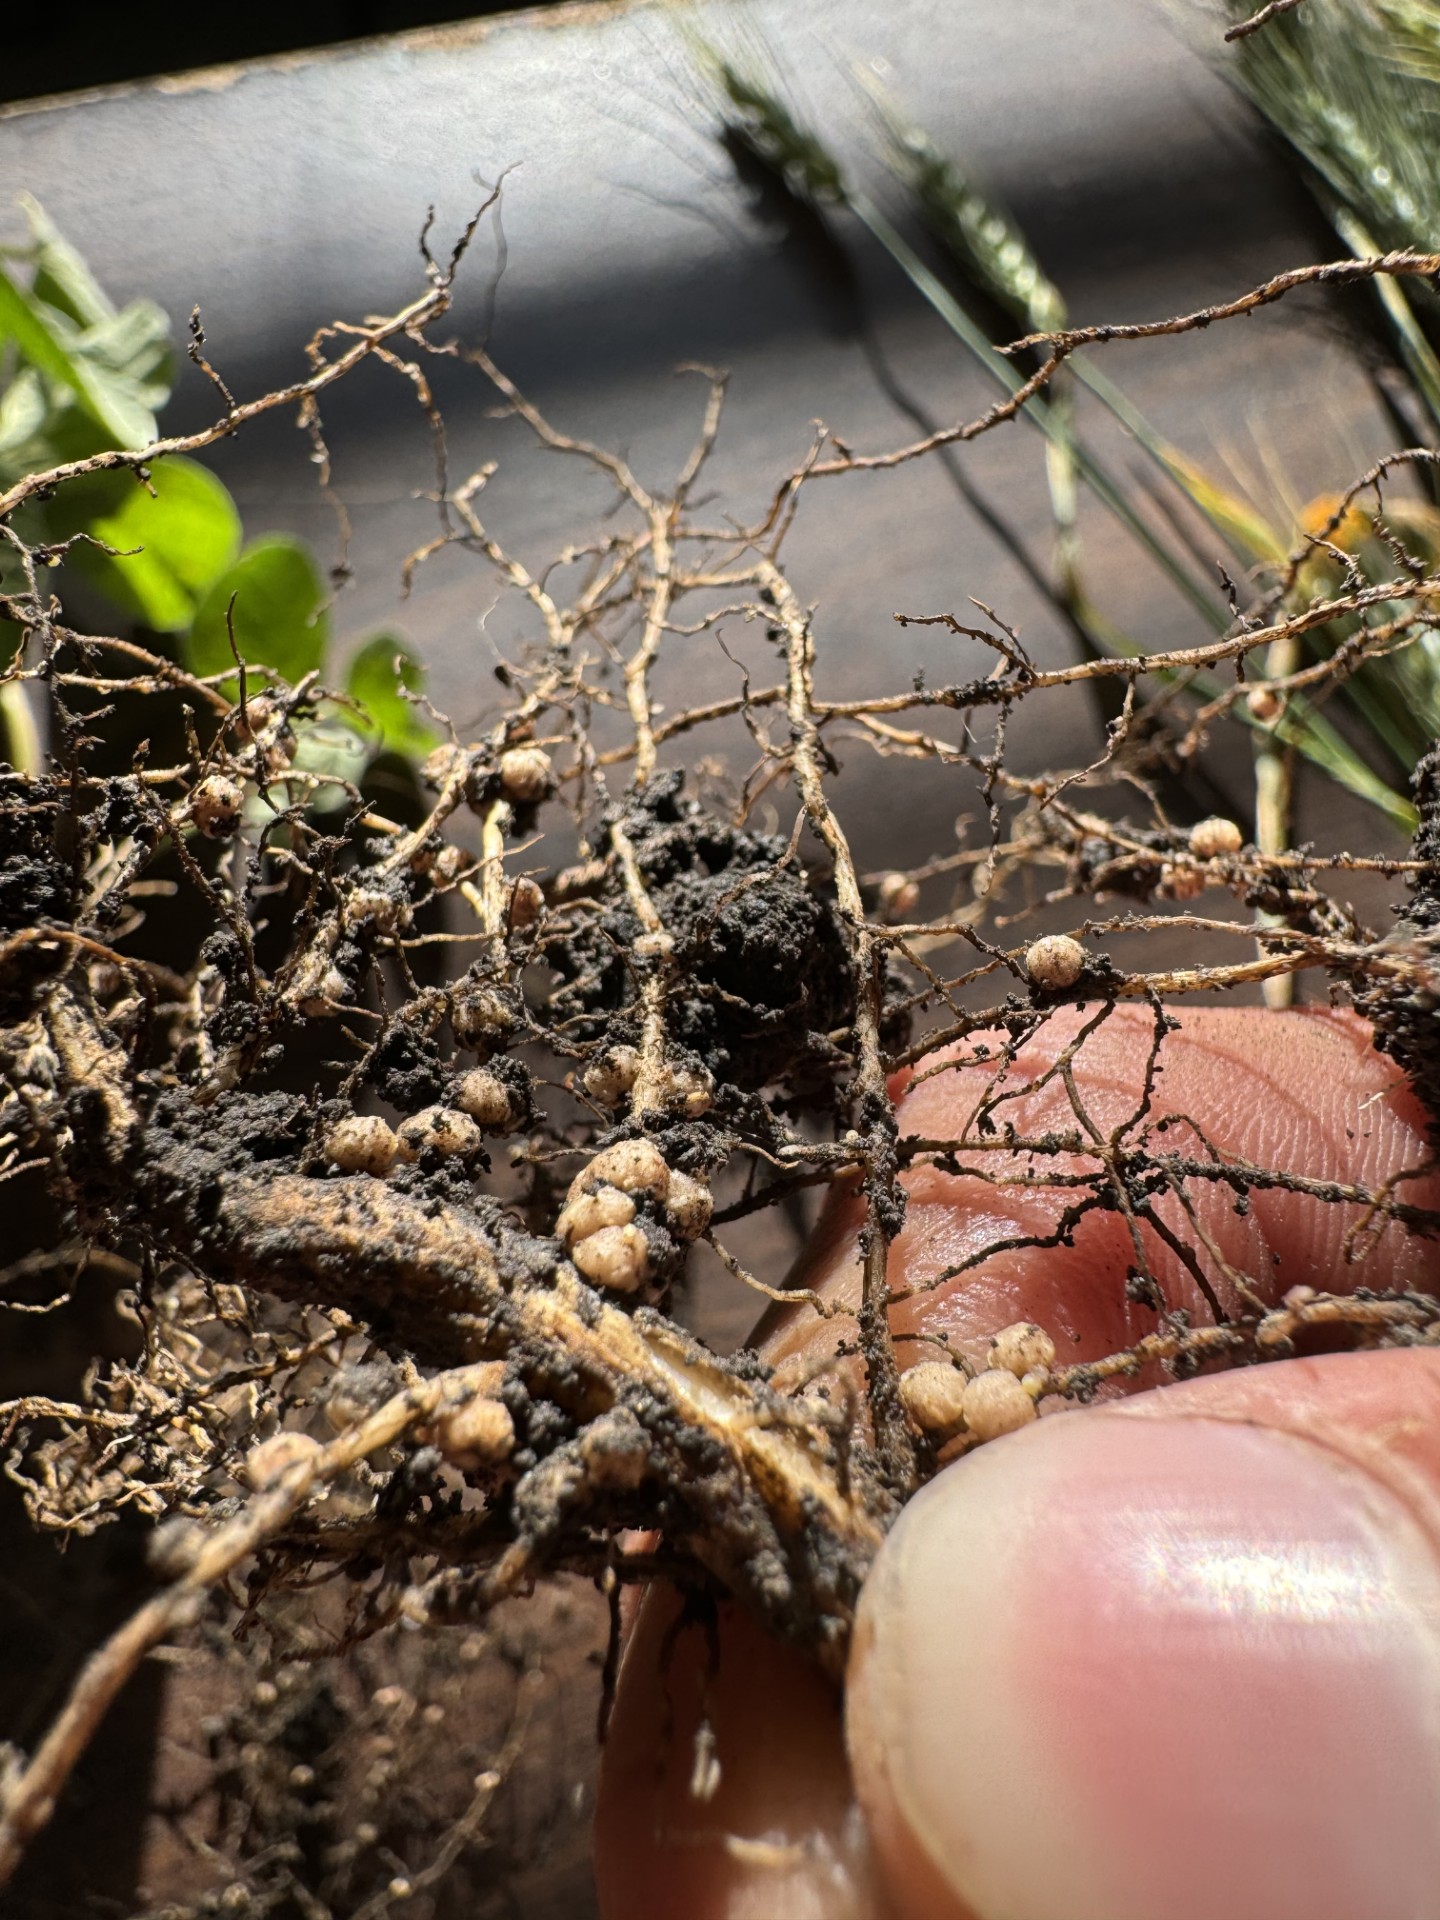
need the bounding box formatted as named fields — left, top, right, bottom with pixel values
left=2, top=0, right=559, bottom=107
left=5, top=1, right=1438, bottom=1913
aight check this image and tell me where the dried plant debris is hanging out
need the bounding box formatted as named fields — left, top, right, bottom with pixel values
left=2, top=195, right=1440, bottom=1899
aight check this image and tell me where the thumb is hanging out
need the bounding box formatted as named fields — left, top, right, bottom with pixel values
left=849, top=1347, right=1440, bottom=1920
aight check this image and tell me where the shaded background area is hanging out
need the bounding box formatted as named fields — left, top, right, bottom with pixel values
left=2, top=0, right=568, bottom=107
left=0, top=2, right=1422, bottom=1914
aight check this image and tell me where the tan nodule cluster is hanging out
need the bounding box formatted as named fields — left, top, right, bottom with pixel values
left=422, top=1362, right=515, bottom=1471
left=899, top=1320, right=1056, bottom=1448
left=323, top=1100, right=494, bottom=1177
left=556, top=1139, right=713, bottom=1294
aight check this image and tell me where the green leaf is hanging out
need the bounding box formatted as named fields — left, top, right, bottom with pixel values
left=290, top=720, right=372, bottom=811
left=18, top=193, right=115, bottom=330
left=0, top=262, right=160, bottom=451
left=185, top=537, right=330, bottom=683
left=344, top=632, right=438, bottom=755
left=45, top=457, right=241, bottom=631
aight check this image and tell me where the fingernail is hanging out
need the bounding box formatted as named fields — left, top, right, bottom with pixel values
left=848, top=1409, right=1440, bottom=1920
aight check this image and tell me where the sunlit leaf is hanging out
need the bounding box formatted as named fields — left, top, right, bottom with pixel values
left=0, top=262, right=160, bottom=451
left=47, top=457, right=241, bottom=631
left=343, top=632, right=438, bottom=756
left=185, top=536, right=330, bottom=683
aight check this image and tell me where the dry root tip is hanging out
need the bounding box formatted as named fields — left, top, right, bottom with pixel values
left=1246, top=685, right=1283, bottom=724
left=191, top=775, right=244, bottom=839
left=1188, top=816, right=1244, bottom=859
left=452, top=1068, right=520, bottom=1131
left=397, top=1106, right=484, bottom=1160
left=583, top=1046, right=641, bottom=1109
left=986, top=1320, right=1056, bottom=1379
left=899, top=1360, right=970, bottom=1442
left=243, top=1430, right=323, bottom=1490
left=962, top=1368, right=1038, bottom=1442
left=1024, top=934, right=1086, bottom=991
left=497, top=745, right=554, bottom=804
left=571, top=1222, right=652, bottom=1292
left=324, top=1114, right=401, bottom=1176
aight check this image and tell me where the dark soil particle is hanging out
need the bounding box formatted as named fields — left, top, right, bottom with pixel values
left=366, top=1021, right=446, bottom=1109
left=546, top=773, right=865, bottom=1103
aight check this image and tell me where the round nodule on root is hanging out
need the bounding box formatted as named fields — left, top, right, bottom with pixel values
left=582, top=1046, right=641, bottom=1109
left=1188, top=815, right=1244, bottom=859
left=665, top=1169, right=713, bottom=1243
left=1024, top=933, right=1086, bottom=991
left=571, top=1222, right=652, bottom=1292
left=1246, top=685, right=1282, bottom=723
left=397, top=1106, right=483, bottom=1160
left=556, top=1185, right=637, bottom=1245
left=962, top=1367, right=1038, bottom=1442
left=324, top=1114, right=400, bottom=1177
left=243, top=1430, right=323, bottom=1490
left=421, top=742, right=466, bottom=789
left=899, top=1361, right=970, bottom=1441
left=497, top=745, right=553, bottom=805
left=577, top=1138, right=670, bottom=1202
left=452, top=1068, right=516, bottom=1131
left=431, top=1386, right=514, bottom=1467
left=987, top=1320, right=1056, bottom=1379
left=192, top=775, right=244, bottom=840
left=507, top=877, right=545, bottom=929
left=450, top=984, right=519, bottom=1052
left=665, top=1064, right=713, bottom=1118
left=346, top=887, right=408, bottom=935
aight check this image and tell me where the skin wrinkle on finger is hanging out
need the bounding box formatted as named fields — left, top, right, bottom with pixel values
left=594, top=1009, right=1440, bottom=1920
left=765, top=1006, right=1440, bottom=1386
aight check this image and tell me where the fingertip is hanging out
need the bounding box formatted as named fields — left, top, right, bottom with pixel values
left=848, top=1351, right=1440, bottom=1920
